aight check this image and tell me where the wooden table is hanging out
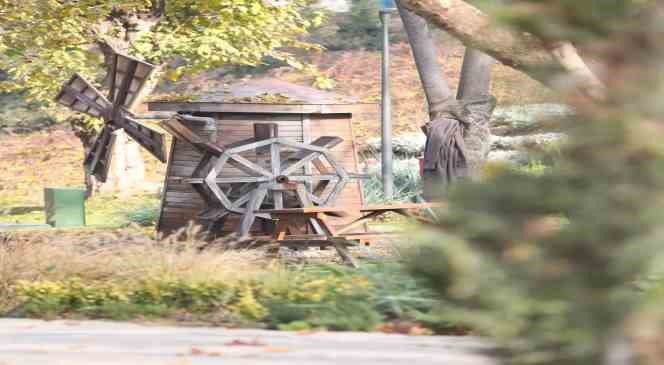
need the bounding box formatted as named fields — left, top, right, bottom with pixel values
left=257, top=203, right=445, bottom=267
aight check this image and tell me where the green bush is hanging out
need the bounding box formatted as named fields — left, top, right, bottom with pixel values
left=308, top=0, right=407, bottom=51
left=363, top=159, right=423, bottom=203
left=125, top=204, right=160, bottom=227
left=12, top=263, right=445, bottom=332
left=0, top=92, right=54, bottom=132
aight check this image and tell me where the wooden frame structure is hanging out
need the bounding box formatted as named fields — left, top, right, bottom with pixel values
left=161, top=114, right=366, bottom=236
left=149, top=101, right=377, bottom=236
left=259, top=203, right=444, bottom=267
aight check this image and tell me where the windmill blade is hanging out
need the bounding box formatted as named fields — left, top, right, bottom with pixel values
left=56, top=74, right=111, bottom=119
left=118, top=114, right=167, bottom=163
left=84, top=125, right=116, bottom=182
left=108, top=53, right=156, bottom=110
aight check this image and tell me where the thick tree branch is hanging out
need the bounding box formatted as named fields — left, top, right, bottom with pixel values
left=398, top=0, right=605, bottom=100
left=548, top=41, right=606, bottom=101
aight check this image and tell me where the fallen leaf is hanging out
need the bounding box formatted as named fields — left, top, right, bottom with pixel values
left=376, top=321, right=432, bottom=336
left=264, top=346, right=290, bottom=353
left=408, top=325, right=433, bottom=336
left=187, top=347, right=222, bottom=357
left=225, top=338, right=266, bottom=347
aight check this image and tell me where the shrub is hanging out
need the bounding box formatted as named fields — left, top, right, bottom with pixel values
left=4, top=232, right=446, bottom=333
left=363, top=158, right=423, bottom=203
left=125, top=204, right=160, bottom=227
left=308, top=0, right=407, bottom=51
left=12, top=268, right=379, bottom=330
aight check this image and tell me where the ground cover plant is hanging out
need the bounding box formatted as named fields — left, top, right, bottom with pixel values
left=0, top=229, right=447, bottom=334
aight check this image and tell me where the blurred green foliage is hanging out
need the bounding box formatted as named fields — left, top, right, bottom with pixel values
left=481, top=0, right=654, bottom=44
left=408, top=1, right=664, bottom=364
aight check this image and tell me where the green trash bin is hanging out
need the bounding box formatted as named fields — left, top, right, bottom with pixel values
left=44, top=188, right=86, bottom=228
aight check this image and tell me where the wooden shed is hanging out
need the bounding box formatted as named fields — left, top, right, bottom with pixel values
left=147, top=101, right=377, bottom=235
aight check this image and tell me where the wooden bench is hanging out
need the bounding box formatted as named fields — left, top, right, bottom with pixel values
left=257, top=203, right=445, bottom=267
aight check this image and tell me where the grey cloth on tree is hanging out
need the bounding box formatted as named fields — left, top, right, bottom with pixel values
left=422, top=97, right=496, bottom=196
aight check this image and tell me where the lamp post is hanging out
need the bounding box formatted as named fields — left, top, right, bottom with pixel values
left=380, top=0, right=396, bottom=200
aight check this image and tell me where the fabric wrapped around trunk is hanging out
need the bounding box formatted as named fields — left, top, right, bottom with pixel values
left=422, top=97, right=496, bottom=198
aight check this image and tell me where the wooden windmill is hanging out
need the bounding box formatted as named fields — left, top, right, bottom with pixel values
left=55, top=51, right=167, bottom=181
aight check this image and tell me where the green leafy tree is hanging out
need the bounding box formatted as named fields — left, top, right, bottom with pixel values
left=336, top=0, right=381, bottom=50
left=0, top=0, right=319, bottom=191
left=309, top=0, right=407, bottom=51
left=0, top=0, right=318, bottom=100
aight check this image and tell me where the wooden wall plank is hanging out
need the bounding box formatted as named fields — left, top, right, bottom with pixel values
left=308, top=114, right=365, bottom=228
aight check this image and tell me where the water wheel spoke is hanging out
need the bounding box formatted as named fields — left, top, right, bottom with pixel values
left=270, top=141, right=284, bottom=209
left=228, top=153, right=273, bottom=177
left=281, top=151, right=323, bottom=175
left=238, top=185, right=269, bottom=237
left=212, top=176, right=271, bottom=184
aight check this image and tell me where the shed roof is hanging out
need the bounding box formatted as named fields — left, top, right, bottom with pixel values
left=147, top=78, right=377, bottom=114
left=147, top=102, right=376, bottom=114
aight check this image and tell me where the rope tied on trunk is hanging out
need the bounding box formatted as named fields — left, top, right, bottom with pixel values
left=422, top=97, right=496, bottom=189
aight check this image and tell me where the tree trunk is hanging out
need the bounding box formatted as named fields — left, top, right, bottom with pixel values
left=397, top=2, right=454, bottom=199
left=97, top=130, right=146, bottom=196
left=397, top=0, right=605, bottom=101
left=69, top=117, right=102, bottom=198
left=397, top=2, right=452, bottom=117
left=398, top=1, right=497, bottom=199
left=72, top=122, right=146, bottom=197
left=457, top=48, right=493, bottom=100
left=456, top=48, right=495, bottom=177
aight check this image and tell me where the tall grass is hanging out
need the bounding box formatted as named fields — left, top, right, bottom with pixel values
left=0, top=228, right=450, bottom=332
left=0, top=228, right=262, bottom=312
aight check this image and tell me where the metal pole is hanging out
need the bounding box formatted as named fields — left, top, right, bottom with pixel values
left=380, top=9, right=394, bottom=200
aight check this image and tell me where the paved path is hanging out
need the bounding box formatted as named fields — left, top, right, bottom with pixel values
left=0, top=319, right=497, bottom=365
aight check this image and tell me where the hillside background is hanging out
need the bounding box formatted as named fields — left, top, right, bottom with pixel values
left=0, top=0, right=557, bottom=208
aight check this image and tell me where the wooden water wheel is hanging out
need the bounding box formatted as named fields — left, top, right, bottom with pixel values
left=162, top=115, right=359, bottom=237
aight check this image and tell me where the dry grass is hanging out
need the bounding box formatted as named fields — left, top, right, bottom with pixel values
left=0, top=227, right=268, bottom=312
left=0, top=128, right=167, bottom=208
left=0, top=228, right=432, bottom=333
